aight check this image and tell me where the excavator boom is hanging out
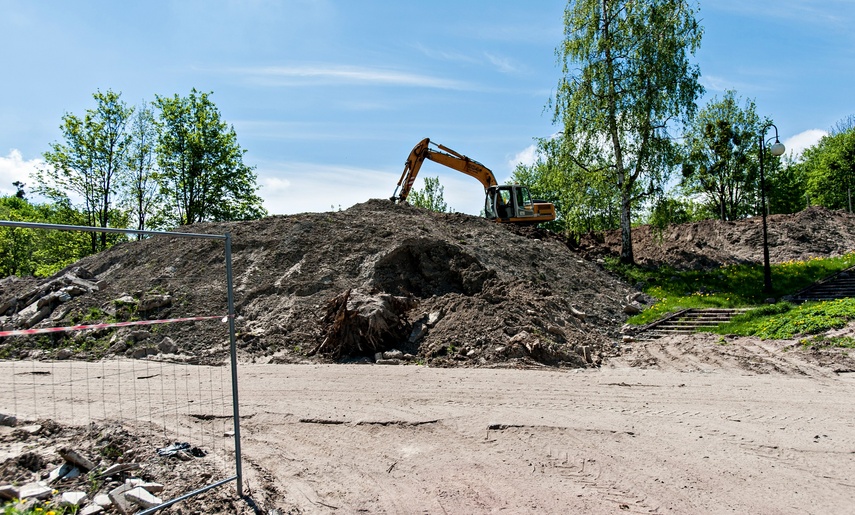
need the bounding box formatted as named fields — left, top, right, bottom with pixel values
left=392, top=138, right=556, bottom=225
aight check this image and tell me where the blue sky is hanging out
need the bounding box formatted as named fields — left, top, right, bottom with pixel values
left=1, top=0, right=853, bottom=216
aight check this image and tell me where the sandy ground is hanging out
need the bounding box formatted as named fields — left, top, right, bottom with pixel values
left=3, top=352, right=855, bottom=514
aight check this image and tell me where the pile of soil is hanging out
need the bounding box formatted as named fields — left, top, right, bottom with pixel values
left=0, top=200, right=639, bottom=367
left=579, top=206, right=855, bottom=269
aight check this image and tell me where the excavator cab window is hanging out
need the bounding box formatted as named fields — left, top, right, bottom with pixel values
left=496, top=189, right=513, bottom=218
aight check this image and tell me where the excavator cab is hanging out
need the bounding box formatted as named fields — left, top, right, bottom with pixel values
left=485, top=185, right=554, bottom=225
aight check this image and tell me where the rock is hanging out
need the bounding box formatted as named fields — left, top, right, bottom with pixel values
left=157, top=337, right=178, bottom=354
left=60, top=448, right=97, bottom=471
left=623, top=303, right=642, bottom=315
left=18, top=482, right=52, bottom=500
left=0, top=297, right=16, bottom=316
left=626, top=292, right=644, bottom=303
left=0, top=413, right=17, bottom=427
left=426, top=311, right=442, bottom=326
left=61, top=491, right=88, bottom=507
left=765, top=297, right=777, bottom=304
left=138, top=294, right=172, bottom=312
left=374, top=352, right=384, bottom=362
left=17, top=303, right=52, bottom=328
left=0, top=484, right=18, bottom=500
left=622, top=335, right=635, bottom=343
left=408, top=322, right=427, bottom=343
left=137, top=482, right=164, bottom=494
left=113, top=295, right=136, bottom=306
left=129, top=347, right=157, bottom=359
left=126, top=486, right=162, bottom=509
left=383, top=349, right=404, bottom=359
left=569, top=306, right=587, bottom=320
left=55, top=348, right=74, bottom=360
left=80, top=505, right=105, bottom=515
left=108, top=483, right=134, bottom=515
left=375, top=359, right=401, bottom=365
left=71, top=266, right=95, bottom=280
left=93, top=493, right=112, bottom=507
left=48, top=462, right=80, bottom=482
left=130, top=330, right=151, bottom=342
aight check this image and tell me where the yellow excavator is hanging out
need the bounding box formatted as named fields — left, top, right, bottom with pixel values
left=391, top=138, right=556, bottom=225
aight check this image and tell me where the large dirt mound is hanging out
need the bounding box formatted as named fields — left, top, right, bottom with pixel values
left=0, top=200, right=639, bottom=368
left=580, top=206, right=855, bottom=269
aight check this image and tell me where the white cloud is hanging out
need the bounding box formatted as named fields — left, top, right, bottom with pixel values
left=508, top=144, right=539, bottom=169
left=783, top=129, right=827, bottom=159
left=0, top=149, right=44, bottom=197
left=484, top=52, right=520, bottom=74
left=221, top=64, right=472, bottom=90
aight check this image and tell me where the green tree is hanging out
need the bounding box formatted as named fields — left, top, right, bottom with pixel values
left=0, top=195, right=91, bottom=277
left=154, top=89, right=266, bottom=225
left=37, top=89, right=133, bottom=252
left=553, top=0, right=703, bottom=263
left=680, top=91, right=760, bottom=221
left=802, top=123, right=855, bottom=213
left=512, top=136, right=621, bottom=235
left=124, top=100, right=162, bottom=237
left=766, top=155, right=807, bottom=215
left=409, top=176, right=448, bottom=213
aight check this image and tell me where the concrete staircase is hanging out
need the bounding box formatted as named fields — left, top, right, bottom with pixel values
left=790, top=266, right=855, bottom=303
left=635, top=308, right=750, bottom=340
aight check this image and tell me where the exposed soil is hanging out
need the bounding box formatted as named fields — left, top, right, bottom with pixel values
left=1, top=199, right=640, bottom=368
left=579, top=206, right=855, bottom=269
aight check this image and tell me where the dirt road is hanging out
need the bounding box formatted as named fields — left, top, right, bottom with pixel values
left=3, top=356, right=855, bottom=514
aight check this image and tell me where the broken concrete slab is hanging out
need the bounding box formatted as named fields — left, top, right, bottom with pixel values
left=100, top=463, right=140, bottom=477
left=80, top=504, right=104, bottom=515
left=60, top=491, right=88, bottom=506
left=108, top=483, right=134, bottom=515
left=18, top=482, right=52, bottom=500
left=60, top=448, right=97, bottom=471
left=126, top=486, right=163, bottom=509
left=48, top=462, right=81, bottom=482
left=93, top=493, right=112, bottom=507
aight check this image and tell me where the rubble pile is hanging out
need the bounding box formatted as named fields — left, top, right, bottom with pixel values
left=0, top=200, right=642, bottom=367
left=0, top=418, right=233, bottom=514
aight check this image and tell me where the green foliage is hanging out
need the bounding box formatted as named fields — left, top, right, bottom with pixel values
left=123, top=100, right=163, bottom=235
left=800, top=334, right=855, bottom=349
left=38, top=89, right=133, bottom=253
left=554, top=0, right=704, bottom=263
left=409, top=176, right=448, bottom=213
left=609, top=252, right=855, bottom=325
left=154, top=89, right=267, bottom=225
left=716, top=299, right=855, bottom=339
left=680, top=90, right=763, bottom=221
left=766, top=155, right=807, bottom=214
left=0, top=195, right=92, bottom=277
left=511, top=136, right=622, bottom=236
left=802, top=122, right=855, bottom=212
left=2, top=499, right=76, bottom=514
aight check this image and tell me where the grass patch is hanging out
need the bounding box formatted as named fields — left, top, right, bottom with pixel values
left=605, top=252, right=855, bottom=326
left=712, top=298, right=855, bottom=339
left=798, top=334, right=855, bottom=349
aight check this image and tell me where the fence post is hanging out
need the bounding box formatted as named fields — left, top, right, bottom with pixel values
left=225, top=233, right=243, bottom=497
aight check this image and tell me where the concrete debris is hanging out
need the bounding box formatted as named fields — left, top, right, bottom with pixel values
left=93, top=493, right=112, bottom=507
left=60, top=448, right=97, bottom=471
left=138, top=293, right=172, bottom=312
left=48, top=462, right=81, bottom=482
left=99, top=463, right=141, bottom=477
left=18, top=481, right=52, bottom=500
left=108, top=483, right=134, bottom=515
left=126, top=486, right=163, bottom=509
left=0, top=413, right=17, bottom=427
left=60, top=491, right=88, bottom=506
left=80, top=505, right=105, bottom=515
left=0, top=484, right=18, bottom=500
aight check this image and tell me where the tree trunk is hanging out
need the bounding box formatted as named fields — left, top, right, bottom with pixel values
left=619, top=190, right=634, bottom=264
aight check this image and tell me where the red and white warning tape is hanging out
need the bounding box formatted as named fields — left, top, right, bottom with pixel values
left=0, top=315, right=230, bottom=338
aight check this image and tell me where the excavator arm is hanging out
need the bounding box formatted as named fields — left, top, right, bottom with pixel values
left=391, top=137, right=556, bottom=225
left=391, top=138, right=498, bottom=203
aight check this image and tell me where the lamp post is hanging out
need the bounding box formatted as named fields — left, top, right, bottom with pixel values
left=759, top=123, right=786, bottom=294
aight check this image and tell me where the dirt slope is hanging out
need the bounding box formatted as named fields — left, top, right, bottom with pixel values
left=0, top=200, right=638, bottom=367
left=580, top=206, right=855, bottom=269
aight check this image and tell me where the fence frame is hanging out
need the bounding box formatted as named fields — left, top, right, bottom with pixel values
left=0, top=220, right=244, bottom=508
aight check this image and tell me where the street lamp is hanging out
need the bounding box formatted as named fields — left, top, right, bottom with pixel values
left=759, top=123, right=786, bottom=294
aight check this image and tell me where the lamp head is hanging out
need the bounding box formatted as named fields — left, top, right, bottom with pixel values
left=769, top=140, right=786, bottom=157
